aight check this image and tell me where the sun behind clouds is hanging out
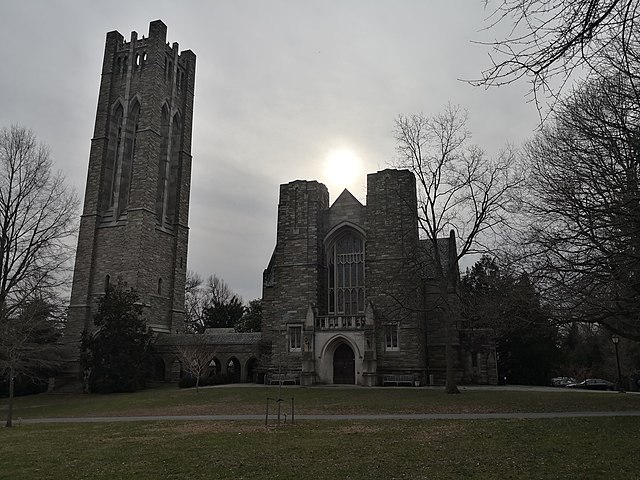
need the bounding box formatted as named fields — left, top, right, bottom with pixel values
left=322, top=148, right=363, bottom=197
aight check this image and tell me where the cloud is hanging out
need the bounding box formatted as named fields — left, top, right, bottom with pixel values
left=0, top=1, right=541, bottom=301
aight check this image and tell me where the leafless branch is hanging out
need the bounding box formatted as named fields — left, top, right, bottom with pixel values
left=472, top=0, right=640, bottom=114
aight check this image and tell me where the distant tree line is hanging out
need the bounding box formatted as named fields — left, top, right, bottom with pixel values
left=184, top=271, right=261, bottom=333
left=460, top=256, right=640, bottom=386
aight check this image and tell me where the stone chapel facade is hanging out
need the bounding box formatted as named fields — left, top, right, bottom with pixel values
left=262, top=171, right=498, bottom=386
left=67, top=21, right=195, bottom=364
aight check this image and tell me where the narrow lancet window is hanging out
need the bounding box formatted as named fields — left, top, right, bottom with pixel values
left=102, top=104, right=124, bottom=213
left=156, top=105, right=170, bottom=223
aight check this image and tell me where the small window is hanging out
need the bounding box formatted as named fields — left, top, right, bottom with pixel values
left=384, top=324, right=399, bottom=351
left=288, top=326, right=302, bottom=352
left=104, top=274, right=110, bottom=292
left=157, top=277, right=163, bottom=295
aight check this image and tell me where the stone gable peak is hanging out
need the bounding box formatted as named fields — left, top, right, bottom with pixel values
left=330, top=188, right=363, bottom=210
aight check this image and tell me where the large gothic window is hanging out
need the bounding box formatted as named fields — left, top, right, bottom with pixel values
left=327, top=231, right=365, bottom=315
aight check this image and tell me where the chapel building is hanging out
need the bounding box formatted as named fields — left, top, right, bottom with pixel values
left=262, top=170, right=498, bottom=386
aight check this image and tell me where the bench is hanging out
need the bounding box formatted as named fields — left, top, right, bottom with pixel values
left=382, top=374, right=415, bottom=386
left=268, top=373, right=300, bottom=385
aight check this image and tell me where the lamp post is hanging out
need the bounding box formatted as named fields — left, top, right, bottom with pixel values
left=611, top=335, right=625, bottom=393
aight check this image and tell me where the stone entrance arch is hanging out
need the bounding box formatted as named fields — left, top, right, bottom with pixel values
left=333, top=343, right=355, bottom=384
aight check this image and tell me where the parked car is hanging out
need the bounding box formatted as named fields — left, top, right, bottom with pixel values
left=551, top=376, right=577, bottom=387
left=565, top=378, right=615, bottom=391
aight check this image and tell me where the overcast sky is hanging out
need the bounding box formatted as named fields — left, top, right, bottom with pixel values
left=0, top=1, right=542, bottom=301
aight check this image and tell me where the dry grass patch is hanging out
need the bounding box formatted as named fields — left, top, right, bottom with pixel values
left=2, top=418, right=640, bottom=479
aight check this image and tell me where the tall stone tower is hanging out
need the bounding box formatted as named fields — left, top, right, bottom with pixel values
left=67, top=20, right=196, bottom=355
left=262, top=180, right=330, bottom=361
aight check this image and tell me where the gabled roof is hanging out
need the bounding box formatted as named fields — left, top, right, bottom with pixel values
left=330, top=188, right=364, bottom=209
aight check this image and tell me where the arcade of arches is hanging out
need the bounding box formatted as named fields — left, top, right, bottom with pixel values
left=154, top=331, right=263, bottom=384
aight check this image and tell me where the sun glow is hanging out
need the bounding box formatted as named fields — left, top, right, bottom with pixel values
left=323, top=148, right=363, bottom=195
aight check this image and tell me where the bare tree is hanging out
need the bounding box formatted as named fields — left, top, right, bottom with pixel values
left=475, top=0, right=640, bottom=110
left=203, top=274, right=244, bottom=329
left=0, top=300, right=65, bottom=427
left=0, top=125, right=77, bottom=425
left=185, top=271, right=248, bottom=332
left=206, top=274, right=236, bottom=306
left=175, top=338, right=215, bottom=392
left=0, top=125, right=77, bottom=320
left=184, top=270, right=206, bottom=332
left=515, top=72, right=640, bottom=341
left=394, top=104, right=522, bottom=393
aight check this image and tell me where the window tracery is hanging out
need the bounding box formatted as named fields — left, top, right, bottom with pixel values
left=327, top=231, right=365, bottom=315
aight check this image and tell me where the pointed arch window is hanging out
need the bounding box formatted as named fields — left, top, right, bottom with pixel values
left=165, top=113, right=181, bottom=224
left=102, top=103, right=123, bottom=212
left=327, top=231, right=365, bottom=315
left=116, top=100, right=140, bottom=217
left=156, top=105, right=170, bottom=223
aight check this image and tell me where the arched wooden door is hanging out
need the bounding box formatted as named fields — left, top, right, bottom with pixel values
left=333, top=343, right=355, bottom=384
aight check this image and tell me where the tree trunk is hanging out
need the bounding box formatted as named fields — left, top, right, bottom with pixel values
left=6, top=366, right=14, bottom=427
left=445, top=313, right=460, bottom=394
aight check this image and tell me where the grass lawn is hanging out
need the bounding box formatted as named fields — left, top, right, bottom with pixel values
left=1, top=386, right=640, bottom=479
left=1, top=418, right=639, bottom=479
left=2, top=384, right=640, bottom=418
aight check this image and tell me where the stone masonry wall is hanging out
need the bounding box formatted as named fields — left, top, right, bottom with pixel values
left=365, top=169, right=427, bottom=381
left=262, top=180, right=329, bottom=372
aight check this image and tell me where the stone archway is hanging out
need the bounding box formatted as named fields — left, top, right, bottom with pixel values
left=208, top=357, right=221, bottom=377
left=245, top=357, right=259, bottom=383
left=227, top=357, right=241, bottom=383
left=152, top=357, right=166, bottom=381
left=333, top=343, right=355, bottom=384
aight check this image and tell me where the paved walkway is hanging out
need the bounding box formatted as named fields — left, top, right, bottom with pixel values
left=18, top=410, right=640, bottom=424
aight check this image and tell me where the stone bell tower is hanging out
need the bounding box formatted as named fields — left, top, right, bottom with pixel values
left=67, top=20, right=196, bottom=354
